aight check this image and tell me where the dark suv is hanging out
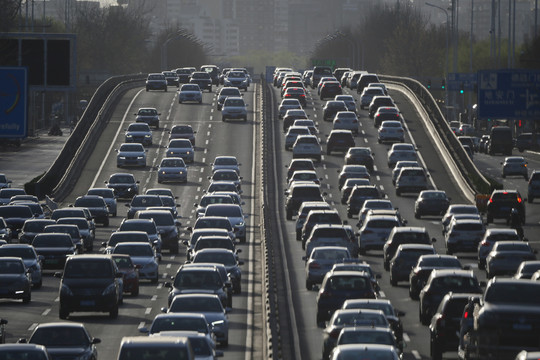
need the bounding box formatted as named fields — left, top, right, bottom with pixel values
left=322, top=101, right=348, bottom=121
left=285, top=183, right=324, bottom=220
left=326, top=130, right=355, bottom=155
left=57, top=255, right=122, bottom=319
left=486, top=189, right=525, bottom=224
left=319, top=81, right=342, bottom=100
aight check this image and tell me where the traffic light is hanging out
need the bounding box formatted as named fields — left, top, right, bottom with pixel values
left=427, top=79, right=431, bottom=89
left=441, top=79, right=445, bottom=89
left=460, top=82, right=464, bottom=94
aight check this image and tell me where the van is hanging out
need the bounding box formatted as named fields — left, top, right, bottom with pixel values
left=488, top=126, right=513, bottom=155
left=356, top=73, right=380, bottom=94
left=395, top=167, right=429, bottom=196
left=117, top=336, right=195, bottom=360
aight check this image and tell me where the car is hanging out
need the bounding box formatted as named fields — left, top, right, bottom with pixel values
left=0, top=205, right=33, bottom=238
left=489, top=125, right=513, bottom=155
left=419, top=269, right=483, bottom=325
left=145, top=73, right=167, bottom=91
left=116, top=143, right=147, bottom=168
left=389, top=244, right=436, bottom=286
left=286, top=158, right=316, bottom=182
left=216, top=87, right=242, bottom=110
left=305, top=224, right=358, bottom=259
left=317, top=278, right=380, bottom=327
left=387, top=144, right=417, bottom=168
left=134, top=107, right=160, bottom=129
left=477, top=228, right=521, bottom=269
left=152, top=330, right=223, bottom=359
left=43, top=224, right=84, bottom=254
left=162, top=71, right=179, bottom=86
left=356, top=73, right=381, bottom=94
left=285, top=182, right=325, bottom=220
left=395, top=167, right=430, bottom=196
left=304, top=246, right=351, bottom=290
left=501, top=156, right=528, bottom=179
left=184, top=228, right=233, bottom=260
left=32, top=233, right=77, bottom=269
left=311, top=66, right=334, bottom=88
left=287, top=170, right=320, bottom=189
left=444, top=218, right=485, bottom=255
left=337, top=165, right=370, bottom=190
left=513, top=260, right=540, bottom=279
left=342, top=299, right=405, bottom=340
left=486, top=189, right=525, bottom=224
left=320, top=81, right=342, bottom=100
left=56, top=254, right=121, bottom=319
left=282, top=109, right=308, bottom=132
left=332, top=112, right=359, bottom=134
left=326, top=129, right=355, bottom=156
left=292, top=135, right=322, bottom=161
left=515, top=132, right=540, bottom=152
left=105, top=173, right=140, bottom=200
left=478, top=134, right=490, bottom=153
left=188, top=216, right=236, bottom=242
left=168, top=125, right=196, bottom=147
left=102, top=231, right=153, bottom=254
left=189, top=71, right=212, bottom=92
left=18, top=218, right=55, bottom=244
left=414, top=190, right=450, bottom=218
left=223, top=70, right=248, bottom=91
left=221, top=96, right=248, bottom=122
left=357, top=214, right=402, bottom=255
left=360, top=86, right=385, bottom=109
left=373, top=107, right=404, bottom=127
left=409, top=254, right=463, bottom=299
left=191, top=235, right=240, bottom=261
left=293, top=119, right=317, bottom=135
left=284, top=126, right=310, bottom=150
left=368, top=95, right=395, bottom=117
left=203, top=204, right=247, bottom=243
left=333, top=326, right=403, bottom=359
left=0, top=257, right=32, bottom=303
left=124, top=122, right=152, bottom=146
left=87, top=188, right=117, bottom=217
left=117, top=219, right=162, bottom=258
left=0, top=174, right=12, bottom=189
left=112, top=254, right=140, bottom=296
left=178, top=83, right=203, bottom=104
left=193, top=193, right=234, bottom=218
left=21, top=322, right=100, bottom=360
left=343, top=147, right=374, bottom=171
left=157, top=157, right=188, bottom=183
left=190, top=248, right=243, bottom=294
left=125, top=195, right=163, bottom=219
left=166, top=294, right=229, bottom=346
left=429, top=293, right=477, bottom=360
left=278, top=98, right=302, bottom=118
left=135, top=209, right=181, bottom=254
left=166, top=139, right=195, bottom=163
left=340, top=178, right=371, bottom=205
left=441, top=204, right=481, bottom=233
left=383, top=226, right=436, bottom=271
left=378, top=120, right=405, bottom=144
left=175, top=67, right=194, bottom=83
left=330, top=344, right=400, bottom=360
left=210, top=156, right=241, bottom=175
left=391, top=160, right=420, bottom=185
left=112, top=242, right=159, bottom=283
left=356, top=199, right=394, bottom=227
left=346, top=185, right=383, bottom=218
left=74, top=194, right=110, bottom=226
left=208, top=169, right=242, bottom=191
left=0, top=188, right=26, bottom=206
left=333, top=95, right=356, bottom=112
left=56, top=217, right=94, bottom=252
left=164, top=264, right=229, bottom=308
left=322, top=101, right=348, bottom=121
left=0, top=343, right=51, bottom=359
left=117, top=336, right=195, bottom=360
left=200, top=64, right=220, bottom=85
left=281, top=87, right=306, bottom=107
left=139, top=312, right=214, bottom=341
left=485, top=240, right=537, bottom=278
left=527, top=170, right=540, bottom=203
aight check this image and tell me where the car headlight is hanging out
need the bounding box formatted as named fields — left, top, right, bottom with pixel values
left=145, top=135, right=151, bottom=138
left=61, top=284, right=74, bottom=296
left=118, top=156, right=126, bottom=160
left=102, top=283, right=116, bottom=296
left=137, top=156, right=144, bottom=160
left=126, top=134, right=133, bottom=138
left=237, top=222, right=245, bottom=227
left=179, top=171, right=185, bottom=175
left=186, top=151, right=191, bottom=155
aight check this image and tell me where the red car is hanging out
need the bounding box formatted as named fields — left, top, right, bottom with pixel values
left=112, top=254, right=140, bottom=296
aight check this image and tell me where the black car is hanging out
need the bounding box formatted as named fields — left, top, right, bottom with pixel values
left=286, top=158, right=316, bottom=182
left=0, top=205, right=34, bottom=238
left=32, top=233, right=77, bottom=270
left=134, top=107, right=160, bottom=129
left=74, top=195, right=109, bottom=226
left=105, top=173, right=140, bottom=199
left=175, top=67, right=193, bottom=84
left=0, top=318, right=6, bottom=343
left=344, top=147, right=374, bottom=171
left=368, top=96, right=395, bottom=118
left=285, top=183, right=325, bottom=220
left=322, top=101, right=348, bottom=121
left=414, top=190, right=451, bottom=218
left=430, top=293, right=476, bottom=360
left=515, top=133, right=540, bottom=152
left=383, top=227, right=436, bottom=271
left=409, top=254, right=463, bottom=300
left=319, top=81, right=342, bottom=100
left=486, top=189, right=525, bottom=224
left=189, top=71, right=212, bottom=92
left=56, top=255, right=122, bottom=319
left=21, top=322, right=100, bottom=360
left=125, top=195, right=163, bottom=219
left=346, top=185, right=383, bottom=218
left=0, top=257, right=31, bottom=303
left=327, top=130, right=355, bottom=155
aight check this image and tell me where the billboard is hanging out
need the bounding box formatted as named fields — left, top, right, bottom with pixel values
left=0, top=67, right=27, bottom=138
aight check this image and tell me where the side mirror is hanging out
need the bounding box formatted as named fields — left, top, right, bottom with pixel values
left=236, top=249, right=243, bottom=254
left=479, top=281, right=487, bottom=287
left=138, top=327, right=149, bottom=334
left=160, top=307, right=168, bottom=313
left=302, top=256, right=307, bottom=261
left=54, top=272, right=63, bottom=278
left=182, top=240, right=189, bottom=246
left=312, top=284, right=320, bottom=291
left=462, top=265, right=471, bottom=270
left=18, top=338, right=28, bottom=344
left=238, top=260, right=244, bottom=266
left=431, top=237, right=437, bottom=243
left=164, top=282, right=172, bottom=288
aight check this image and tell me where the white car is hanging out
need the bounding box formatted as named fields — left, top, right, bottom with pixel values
left=332, top=111, right=359, bottom=134
left=378, top=121, right=404, bottom=144
left=211, top=156, right=241, bottom=174
left=387, top=143, right=417, bottom=168
left=391, top=160, right=421, bottom=184
left=178, top=83, right=202, bottom=104
left=444, top=218, right=486, bottom=255
left=278, top=98, right=302, bottom=118
left=395, top=167, right=429, bottom=196
left=221, top=97, right=248, bottom=122
left=224, top=70, right=249, bottom=91
left=292, top=135, right=322, bottom=161
left=360, top=87, right=385, bottom=109
left=216, top=87, right=242, bottom=110
left=285, top=126, right=311, bottom=150
left=357, top=214, right=402, bottom=255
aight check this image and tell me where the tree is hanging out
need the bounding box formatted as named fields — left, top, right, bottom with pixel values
left=519, top=35, right=540, bottom=69
left=0, top=0, right=21, bottom=32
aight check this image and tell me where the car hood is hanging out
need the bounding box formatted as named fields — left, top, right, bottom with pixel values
left=118, top=151, right=145, bottom=157
left=34, top=247, right=74, bottom=254
left=129, top=256, right=157, bottom=266
left=45, top=346, right=89, bottom=357
left=159, top=166, right=187, bottom=172
left=127, top=131, right=151, bottom=137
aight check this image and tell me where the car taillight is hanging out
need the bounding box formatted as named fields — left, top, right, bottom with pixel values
left=309, top=262, right=321, bottom=269
left=335, top=120, right=341, bottom=123
left=463, top=310, right=470, bottom=319
left=319, top=290, right=332, bottom=298
left=353, top=119, right=358, bottom=123
left=481, top=240, right=490, bottom=246
left=517, top=197, right=522, bottom=203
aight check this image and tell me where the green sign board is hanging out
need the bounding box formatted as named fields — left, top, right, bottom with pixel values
left=311, top=59, right=336, bottom=69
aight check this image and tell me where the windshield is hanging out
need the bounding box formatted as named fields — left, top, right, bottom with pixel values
left=119, top=347, right=192, bottom=360
left=138, top=109, right=157, bottom=116
left=30, top=327, right=89, bottom=346
left=33, top=235, right=72, bottom=248
left=205, top=206, right=242, bottom=217
left=0, top=260, right=24, bottom=274
left=119, top=221, right=157, bottom=234
left=193, top=252, right=236, bottom=266
left=131, top=196, right=163, bottom=207
left=485, top=282, right=540, bottom=305
left=150, top=317, right=207, bottom=334
left=128, top=124, right=150, bottom=132
left=174, top=270, right=222, bottom=289
left=170, top=296, right=222, bottom=312
left=139, top=213, right=174, bottom=226
left=0, top=206, right=32, bottom=217
left=114, top=245, right=153, bottom=257
left=0, top=247, right=35, bottom=259
left=75, top=198, right=104, bottom=207
left=109, top=175, right=135, bottom=184
left=64, top=260, right=112, bottom=278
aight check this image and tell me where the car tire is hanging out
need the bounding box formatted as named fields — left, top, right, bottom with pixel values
left=109, top=304, right=119, bottom=319
left=327, top=148, right=331, bottom=155
left=409, top=288, right=418, bottom=300
left=306, top=280, right=312, bottom=291
left=390, top=276, right=397, bottom=286
left=179, top=100, right=182, bottom=104
left=316, top=313, right=325, bottom=328
left=22, top=291, right=31, bottom=304
left=170, top=242, right=179, bottom=255
left=222, top=117, right=226, bottom=122
left=35, top=279, right=42, bottom=289
left=415, top=211, right=421, bottom=219
left=502, top=173, right=506, bottom=178
left=359, top=248, right=366, bottom=255
left=151, top=274, right=159, bottom=284
left=528, top=197, right=534, bottom=203
left=431, top=339, right=443, bottom=360
left=59, top=307, right=69, bottom=319
left=383, top=261, right=390, bottom=271
left=486, top=214, right=493, bottom=223
left=132, top=286, right=139, bottom=296
left=286, top=210, right=292, bottom=220
left=396, top=189, right=401, bottom=196
left=104, top=218, right=109, bottom=227
left=420, top=309, right=430, bottom=326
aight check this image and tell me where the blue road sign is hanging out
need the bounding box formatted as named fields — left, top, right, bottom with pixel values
left=477, top=70, right=540, bottom=119
left=0, top=67, right=27, bottom=138
left=447, top=72, right=476, bottom=91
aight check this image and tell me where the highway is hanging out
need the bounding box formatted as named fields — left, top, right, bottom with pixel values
left=3, top=76, right=540, bottom=360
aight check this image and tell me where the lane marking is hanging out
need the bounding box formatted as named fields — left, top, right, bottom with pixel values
left=28, top=323, right=38, bottom=331
left=145, top=308, right=152, bottom=315
left=41, top=309, right=51, bottom=316
left=412, top=350, right=421, bottom=359
left=151, top=295, right=157, bottom=301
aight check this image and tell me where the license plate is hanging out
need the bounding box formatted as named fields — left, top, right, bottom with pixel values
left=81, top=300, right=95, bottom=306
left=45, top=259, right=59, bottom=264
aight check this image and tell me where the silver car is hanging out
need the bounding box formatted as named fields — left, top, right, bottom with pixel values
left=378, top=121, right=405, bottom=144
left=112, top=242, right=159, bottom=283
left=304, top=246, right=351, bottom=290
left=178, top=83, right=202, bottom=104
left=157, top=157, right=188, bottom=183
left=334, top=95, right=356, bottom=113
left=221, top=97, right=248, bottom=122
left=125, top=122, right=153, bottom=146
left=444, top=218, right=485, bottom=254
left=116, top=143, right=147, bottom=168
left=359, top=87, right=385, bottom=109
left=278, top=98, right=302, bottom=118
left=211, top=156, right=241, bottom=175
left=332, top=111, right=359, bottom=134
left=285, top=126, right=311, bottom=150
left=203, top=204, right=247, bottom=242
left=87, top=187, right=117, bottom=216
left=357, top=214, right=401, bottom=255
left=501, top=156, right=528, bottom=179
left=166, top=139, right=195, bottom=163
left=216, top=87, right=242, bottom=110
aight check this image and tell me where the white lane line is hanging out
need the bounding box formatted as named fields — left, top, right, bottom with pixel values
left=364, top=138, right=368, bottom=143
left=138, top=322, right=145, bottom=330
left=166, top=263, right=172, bottom=269
left=379, top=290, right=386, bottom=298
left=197, top=186, right=201, bottom=192
left=54, top=297, right=59, bottom=302
left=209, top=115, right=213, bottom=121
left=151, top=295, right=157, bottom=301
left=202, top=157, right=206, bottom=163
left=380, top=185, right=385, bottom=191
left=403, top=333, right=410, bottom=342
left=207, top=131, right=211, bottom=136
left=412, top=350, right=421, bottom=359
left=41, top=309, right=51, bottom=316
left=374, top=165, right=378, bottom=171
left=205, top=139, right=209, bottom=145
left=28, top=323, right=38, bottom=331
left=161, top=273, right=168, bottom=279
left=376, top=176, right=381, bottom=181
left=145, top=308, right=152, bottom=315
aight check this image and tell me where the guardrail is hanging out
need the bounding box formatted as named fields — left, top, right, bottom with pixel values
left=379, top=75, right=496, bottom=195
left=26, top=74, right=146, bottom=201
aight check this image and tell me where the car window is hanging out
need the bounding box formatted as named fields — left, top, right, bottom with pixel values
left=64, top=260, right=113, bottom=278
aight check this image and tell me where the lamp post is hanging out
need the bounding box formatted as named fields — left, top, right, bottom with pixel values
left=426, top=2, right=450, bottom=121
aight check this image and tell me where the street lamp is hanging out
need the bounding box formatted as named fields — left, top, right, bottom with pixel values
left=426, top=2, right=450, bottom=121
